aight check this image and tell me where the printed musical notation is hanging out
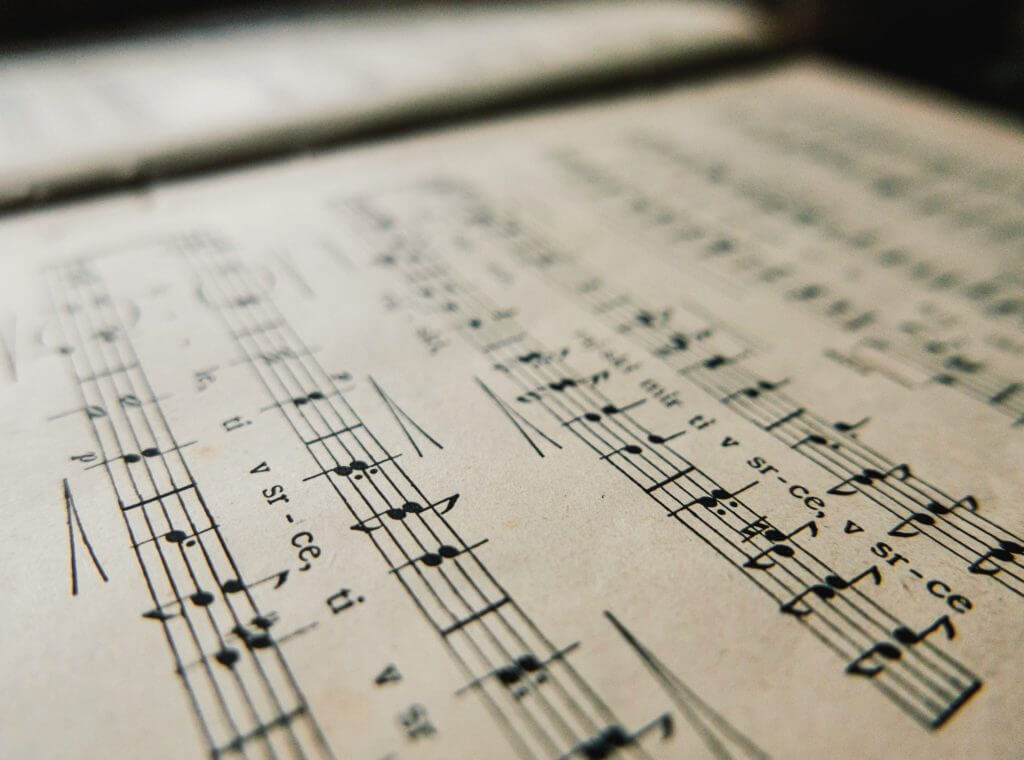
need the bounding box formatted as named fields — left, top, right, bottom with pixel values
left=547, top=134, right=1024, bottom=428
left=5, top=60, right=1024, bottom=760
left=341, top=180, right=1024, bottom=602
left=45, top=260, right=332, bottom=759
left=338, top=191, right=983, bottom=730
left=180, top=237, right=674, bottom=759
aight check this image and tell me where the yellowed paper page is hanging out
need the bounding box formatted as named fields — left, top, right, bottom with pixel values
left=1, top=59, right=1021, bottom=759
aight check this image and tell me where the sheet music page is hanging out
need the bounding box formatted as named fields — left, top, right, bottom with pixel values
left=0, top=0, right=767, bottom=208
left=2, top=59, right=1022, bottom=759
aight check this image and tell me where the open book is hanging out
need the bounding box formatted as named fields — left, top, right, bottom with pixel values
left=0, top=1, right=768, bottom=208
left=2, top=4, right=1022, bottom=759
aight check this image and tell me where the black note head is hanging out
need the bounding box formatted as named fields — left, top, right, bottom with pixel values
left=854, top=469, right=884, bottom=485
left=1000, top=540, right=1024, bottom=555
left=215, top=648, right=240, bottom=668
left=876, top=642, right=902, bottom=659
left=824, top=574, right=848, bottom=590
left=497, top=666, right=522, bottom=685
left=812, top=584, right=837, bottom=600
left=892, top=627, right=918, bottom=645
left=990, top=547, right=1015, bottom=562
left=517, top=654, right=543, bottom=672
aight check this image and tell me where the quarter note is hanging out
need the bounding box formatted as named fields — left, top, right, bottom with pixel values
left=647, top=430, right=684, bottom=444
left=834, top=417, right=869, bottom=434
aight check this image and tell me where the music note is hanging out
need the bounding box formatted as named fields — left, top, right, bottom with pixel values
left=826, top=464, right=912, bottom=496
left=232, top=615, right=277, bottom=651
left=846, top=642, right=902, bottom=677
left=666, top=482, right=756, bottom=514
left=189, top=590, right=215, bottom=607
left=891, top=614, right=955, bottom=645
left=517, top=351, right=545, bottom=364
left=647, top=430, right=684, bottom=444
left=834, top=417, right=869, bottom=434
left=743, top=519, right=819, bottom=569
left=793, top=432, right=830, bottom=449
left=391, top=540, right=488, bottom=573
left=923, top=494, right=978, bottom=516
left=847, top=615, right=957, bottom=677
left=724, top=378, right=788, bottom=402
left=350, top=494, right=461, bottom=533
left=220, top=569, right=289, bottom=593
left=780, top=565, right=881, bottom=617
left=888, top=512, right=936, bottom=537
left=655, top=332, right=690, bottom=356
left=968, top=541, right=1024, bottom=576
left=548, top=377, right=577, bottom=392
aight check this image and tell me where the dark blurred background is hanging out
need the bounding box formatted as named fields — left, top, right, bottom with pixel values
left=1, top=1, right=1023, bottom=117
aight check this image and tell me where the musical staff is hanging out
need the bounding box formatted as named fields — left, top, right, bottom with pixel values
left=182, top=237, right=671, bottom=760
left=547, top=136, right=1024, bottom=428
left=392, top=180, right=1024, bottom=599
left=46, top=259, right=332, bottom=759
left=339, top=189, right=984, bottom=730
